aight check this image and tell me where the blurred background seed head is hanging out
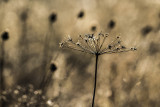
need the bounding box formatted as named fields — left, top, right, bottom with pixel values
left=0, top=0, right=160, bottom=107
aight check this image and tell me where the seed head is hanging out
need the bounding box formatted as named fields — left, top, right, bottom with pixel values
left=60, top=32, right=136, bottom=55
left=108, top=45, right=112, bottom=49
left=50, top=63, right=57, bottom=72
left=1, top=31, right=9, bottom=41
left=78, top=11, right=84, bottom=18
left=49, top=12, right=57, bottom=23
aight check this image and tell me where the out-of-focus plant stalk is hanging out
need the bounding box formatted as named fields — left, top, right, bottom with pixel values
left=0, top=31, right=9, bottom=107
left=0, top=42, right=4, bottom=91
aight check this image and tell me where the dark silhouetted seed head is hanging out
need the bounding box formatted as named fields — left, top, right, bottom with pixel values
left=108, top=45, right=112, bottom=49
left=78, top=11, right=84, bottom=18
left=49, top=13, right=57, bottom=23
left=1, top=31, right=9, bottom=41
left=50, top=63, right=57, bottom=72
left=108, top=20, right=115, bottom=29
left=141, top=25, right=152, bottom=36
left=91, top=26, right=96, bottom=31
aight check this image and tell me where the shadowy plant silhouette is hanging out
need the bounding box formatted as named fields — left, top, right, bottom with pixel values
left=40, top=62, right=57, bottom=93
left=0, top=30, right=9, bottom=106
left=60, top=32, right=136, bottom=107
left=0, top=31, right=9, bottom=90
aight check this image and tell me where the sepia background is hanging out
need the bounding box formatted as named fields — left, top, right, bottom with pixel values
left=0, top=0, right=160, bottom=107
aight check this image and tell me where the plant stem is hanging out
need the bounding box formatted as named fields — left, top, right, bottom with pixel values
left=0, top=42, right=5, bottom=107
left=92, top=54, right=99, bottom=107
left=0, top=42, right=4, bottom=91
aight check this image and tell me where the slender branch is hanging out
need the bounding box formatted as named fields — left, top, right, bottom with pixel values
left=68, top=41, right=94, bottom=53
left=99, top=37, right=106, bottom=51
left=92, top=54, right=99, bottom=107
left=100, top=40, right=120, bottom=53
left=79, top=35, right=95, bottom=53
left=97, top=36, right=100, bottom=50
left=92, top=38, right=98, bottom=52
left=100, top=49, right=133, bottom=55
left=63, top=46, right=94, bottom=55
left=88, top=39, right=96, bottom=52
left=86, top=41, right=95, bottom=53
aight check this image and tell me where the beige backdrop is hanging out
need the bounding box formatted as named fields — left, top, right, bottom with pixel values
left=0, top=0, right=160, bottom=107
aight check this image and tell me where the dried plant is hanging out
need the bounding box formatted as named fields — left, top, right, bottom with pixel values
left=0, top=62, right=57, bottom=107
left=0, top=84, right=59, bottom=107
left=60, top=32, right=136, bottom=107
left=40, top=62, right=57, bottom=93
left=0, top=31, right=9, bottom=90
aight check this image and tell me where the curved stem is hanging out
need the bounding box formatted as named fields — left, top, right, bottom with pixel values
left=92, top=54, right=99, bottom=107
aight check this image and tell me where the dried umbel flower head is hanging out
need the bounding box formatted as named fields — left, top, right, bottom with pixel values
left=60, top=32, right=136, bottom=55
left=60, top=32, right=136, bottom=107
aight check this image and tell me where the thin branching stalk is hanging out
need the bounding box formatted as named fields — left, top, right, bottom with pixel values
left=39, top=62, right=57, bottom=93
left=60, top=32, right=136, bottom=107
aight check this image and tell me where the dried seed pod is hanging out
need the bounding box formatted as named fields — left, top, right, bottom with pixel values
left=1, top=31, right=9, bottom=41
left=50, top=63, right=57, bottom=72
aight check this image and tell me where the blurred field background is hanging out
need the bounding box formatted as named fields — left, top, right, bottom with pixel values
left=0, top=0, right=160, bottom=107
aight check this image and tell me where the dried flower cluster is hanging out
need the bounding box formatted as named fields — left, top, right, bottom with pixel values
left=0, top=84, right=59, bottom=107
left=60, top=32, right=136, bottom=55
left=60, top=32, right=136, bottom=107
